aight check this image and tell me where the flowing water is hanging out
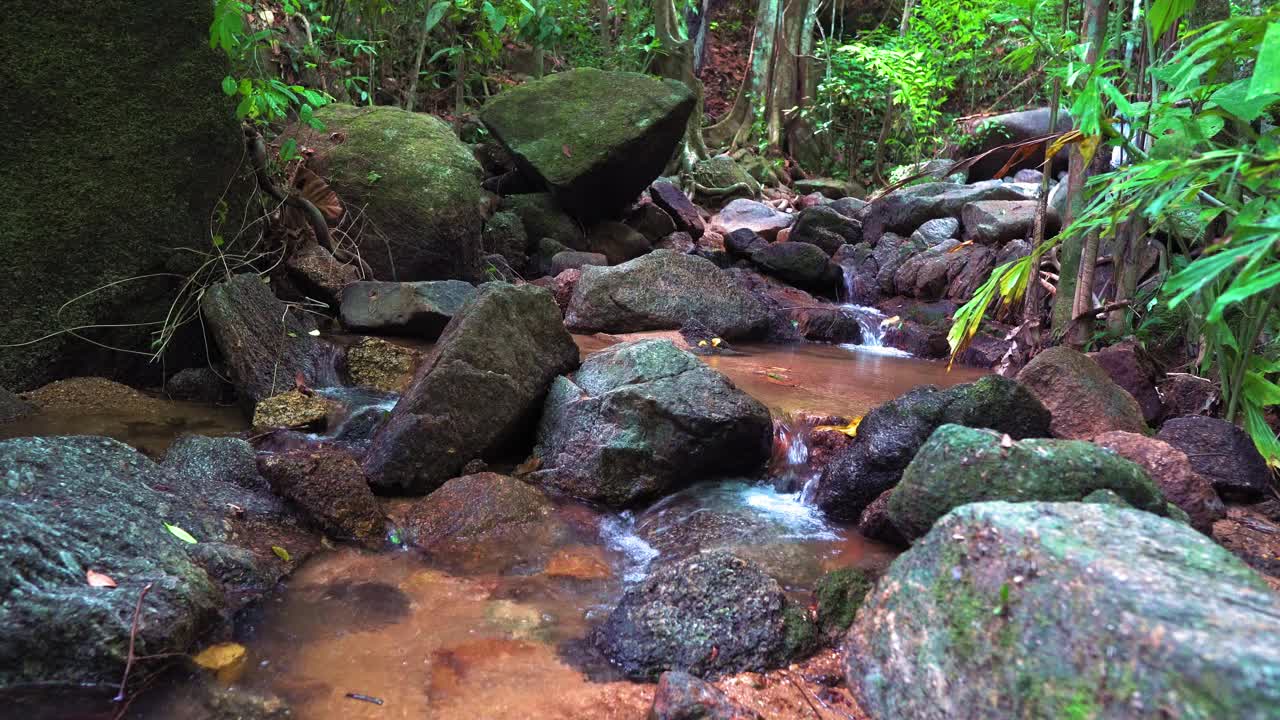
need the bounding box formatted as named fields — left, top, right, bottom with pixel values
left=4, top=337, right=981, bottom=719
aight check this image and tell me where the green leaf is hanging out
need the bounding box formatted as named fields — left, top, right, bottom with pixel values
left=1210, top=78, right=1278, bottom=122
left=212, top=234, right=225, bottom=248
left=424, top=1, right=450, bottom=34
left=483, top=1, right=506, bottom=33
left=164, top=522, right=198, bottom=544
left=279, top=138, right=299, bottom=163
left=238, top=77, right=253, bottom=96
left=1249, top=22, right=1280, bottom=99
left=221, top=75, right=237, bottom=96
left=1148, top=0, right=1195, bottom=39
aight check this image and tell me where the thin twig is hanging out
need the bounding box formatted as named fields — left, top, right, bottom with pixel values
left=114, top=582, right=154, bottom=704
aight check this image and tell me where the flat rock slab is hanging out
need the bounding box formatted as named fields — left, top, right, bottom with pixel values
left=339, top=280, right=477, bottom=337
left=712, top=199, right=794, bottom=241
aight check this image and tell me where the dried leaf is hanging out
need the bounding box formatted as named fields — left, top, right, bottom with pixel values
left=562, top=144, right=572, bottom=158
left=295, top=167, right=344, bottom=223
left=86, top=569, right=117, bottom=588
left=1000, top=433, right=1014, bottom=448
left=272, top=546, right=292, bottom=562
left=164, top=522, right=198, bottom=544
left=192, top=642, right=248, bottom=683
left=815, top=416, right=863, bottom=437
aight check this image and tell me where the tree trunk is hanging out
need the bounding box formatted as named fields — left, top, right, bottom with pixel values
left=655, top=0, right=710, bottom=171
left=598, top=0, right=612, bottom=56
left=704, top=0, right=784, bottom=149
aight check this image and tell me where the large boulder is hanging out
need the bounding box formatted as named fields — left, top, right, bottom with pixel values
left=301, top=104, right=486, bottom=281
left=338, top=280, right=476, bottom=337
left=363, top=283, right=578, bottom=494
left=533, top=340, right=771, bottom=508
left=888, top=424, right=1169, bottom=539
left=861, top=181, right=1028, bottom=246
left=814, top=376, right=1051, bottom=522
left=595, top=551, right=813, bottom=679
left=1016, top=345, right=1148, bottom=439
left=960, top=107, right=1074, bottom=181
left=1093, top=430, right=1225, bottom=533
left=845, top=501, right=1280, bottom=719
left=749, top=242, right=842, bottom=295
left=564, top=251, right=771, bottom=340
left=200, top=274, right=339, bottom=407
left=788, top=205, right=862, bottom=255
left=711, top=199, right=794, bottom=241
left=1, top=0, right=247, bottom=391
left=892, top=240, right=995, bottom=301
left=1157, top=416, right=1273, bottom=501
left=960, top=200, right=1056, bottom=244
left=480, top=68, right=695, bottom=221
left=0, top=436, right=308, bottom=697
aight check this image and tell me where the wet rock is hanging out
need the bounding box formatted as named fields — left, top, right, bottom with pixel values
left=548, top=268, right=583, bottom=312
left=1159, top=373, right=1219, bottom=421
left=873, top=232, right=928, bottom=296
left=1093, top=431, right=1224, bottom=533
left=845, top=501, right=1280, bottom=719
left=693, top=155, right=761, bottom=202
left=1016, top=346, right=1148, bottom=439
left=481, top=68, right=695, bottom=221
left=399, top=472, right=555, bottom=547
left=258, top=449, right=384, bottom=544
left=283, top=242, right=359, bottom=305
left=789, top=205, right=862, bottom=255
left=881, top=319, right=949, bottom=358
left=794, top=306, right=864, bottom=344
left=534, top=340, right=771, bottom=508
left=944, top=245, right=998, bottom=301
left=1013, top=168, right=1043, bottom=184
left=196, top=682, right=291, bottom=720
left=693, top=232, right=731, bottom=267
left=961, top=107, right=1073, bottom=181
left=345, top=336, right=420, bottom=394
left=1088, top=340, right=1162, bottom=424
left=338, top=279, right=477, bottom=337
left=0, top=436, right=303, bottom=692
left=1, top=0, right=247, bottom=392
left=0, top=385, right=35, bottom=423
left=164, top=435, right=266, bottom=492
left=889, top=424, right=1169, bottom=539
left=953, top=332, right=1014, bottom=369
left=595, top=551, right=810, bottom=679
left=649, top=671, right=763, bottom=720
left=545, top=546, right=612, bottom=581
left=814, top=376, right=1051, bottom=522
left=165, top=367, right=231, bottom=404
left=960, top=200, right=1055, bottom=244
left=503, top=193, right=587, bottom=251
left=892, top=240, right=994, bottom=302
left=829, top=196, right=868, bottom=219
left=251, top=390, right=338, bottom=431
left=589, top=221, right=653, bottom=265
left=531, top=236, right=571, bottom=276
left=201, top=274, right=338, bottom=406
left=551, top=250, right=609, bottom=276
left=814, top=568, right=874, bottom=646
left=856, top=490, right=907, bottom=546
left=301, top=104, right=486, bottom=281
left=650, top=180, right=706, bottom=238
left=724, top=228, right=768, bottom=259
left=910, top=217, right=959, bottom=246
left=750, top=242, right=842, bottom=295
left=861, top=181, right=1029, bottom=245
left=628, top=201, right=678, bottom=242
left=711, top=199, right=793, bottom=241
left=794, top=178, right=854, bottom=200
left=565, top=251, right=771, bottom=340
left=833, top=243, right=879, bottom=305
left=364, top=283, right=579, bottom=494
left=1156, top=416, right=1273, bottom=501
left=1213, top=506, right=1280, bottom=580
left=483, top=211, right=530, bottom=271
left=655, top=231, right=696, bottom=254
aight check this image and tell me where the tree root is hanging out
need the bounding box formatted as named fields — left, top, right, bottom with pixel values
left=692, top=181, right=756, bottom=198
left=244, top=125, right=335, bottom=254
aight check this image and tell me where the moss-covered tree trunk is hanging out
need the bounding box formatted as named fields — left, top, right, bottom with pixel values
left=655, top=0, right=710, bottom=172
left=0, top=0, right=249, bottom=390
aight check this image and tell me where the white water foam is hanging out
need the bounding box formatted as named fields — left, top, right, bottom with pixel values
left=600, top=512, right=659, bottom=583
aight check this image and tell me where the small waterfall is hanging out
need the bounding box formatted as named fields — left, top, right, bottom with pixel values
left=770, top=413, right=814, bottom=493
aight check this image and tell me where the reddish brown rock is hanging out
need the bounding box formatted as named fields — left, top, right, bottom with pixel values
left=1213, top=506, right=1280, bottom=583
left=1156, top=416, right=1273, bottom=501
left=856, top=489, right=908, bottom=547
left=1015, top=346, right=1148, bottom=439
left=1090, top=340, right=1162, bottom=424
left=1158, top=373, right=1219, bottom=421
left=258, top=449, right=385, bottom=544
left=650, top=671, right=763, bottom=720
left=650, top=180, right=705, bottom=238
left=400, top=472, right=557, bottom=547
left=1093, top=431, right=1225, bottom=533
left=548, top=268, right=583, bottom=313
left=655, top=231, right=696, bottom=254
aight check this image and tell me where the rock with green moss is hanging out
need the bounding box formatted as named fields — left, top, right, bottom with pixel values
left=0, top=436, right=304, bottom=694
left=814, top=375, right=1051, bottom=522
left=692, top=155, right=761, bottom=201
left=480, top=68, right=694, bottom=221
left=889, top=424, right=1168, bottom=539
left=845, top=501, right=1280, bottom=719
left=503, top=192, right=587, bottom=251
left=815, top=568, right=874, bottom=644
left=0, top=0, right=248, bottom=391
left=302, top=104, right=486, bottom=281
left=595, top=550, right=813, bottom=679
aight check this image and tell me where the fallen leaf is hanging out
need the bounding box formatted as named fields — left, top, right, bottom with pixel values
left=307, top=328, right=321, bottom=337
left=562, top=144, right=572, bottom=157
left=880, top=315, right=901, bottom=328
left=86, top=569, right=117, bottom=588
left=1000, top=433, right=1014, bottom=448
left=710, top=337, right=722, bottom=347
left=272, top=545, right=291, bottom=562
left=815, top=416, right=863, bottom=438
left=164, top=522, right=198, bottom=544
left=192, top=642, right=248, bottom=683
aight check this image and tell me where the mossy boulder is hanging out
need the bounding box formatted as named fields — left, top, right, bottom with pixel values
left=888, top=424, right=1169, bottom=539
left=814, top=376, right=1051, bottom=522
left=0, top=0, right=248, bottom=390
left=815, top=568, right=874, bottom=644
left=480, top=68, right=695, bottom=221
left=502, top=193, right=587, bottom=251
left=692, top=155, right=761, bottom=202
left=595, top=551, right=813, bottom=679
left=299, top=104, right=486, bottom=281
left=845, top=501, right=1280, bottom=719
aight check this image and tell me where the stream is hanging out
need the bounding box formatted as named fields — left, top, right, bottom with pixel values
left=7, top=336, right=983, bottom=719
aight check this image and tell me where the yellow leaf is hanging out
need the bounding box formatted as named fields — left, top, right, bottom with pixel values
left=710, top=337, right=722, bottom=347
left=271, top=545, right=291, bottom=562
left=192, top=642, right=248, bottom=684
left=1079, top=134, right=1102, bottom=167
left=698, top=340, right=708, bottom=347
left=85, top=569, right=117, bottom=588
left=816, top=416, right=863, bottom=437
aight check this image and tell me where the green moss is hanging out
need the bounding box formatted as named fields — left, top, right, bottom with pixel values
left=781, top=603, right=819, bottom=661
left=0, top=0, right=248, bottom=389
left=815, top=568, right=874, bottom=641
